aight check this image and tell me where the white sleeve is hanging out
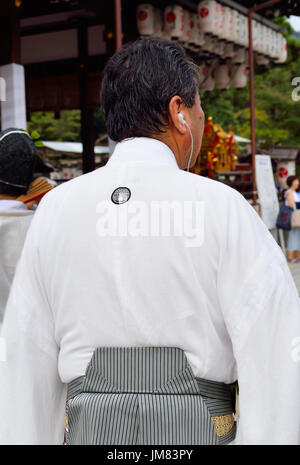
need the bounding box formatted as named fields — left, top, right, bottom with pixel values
left=0, top=204, right=67, bottom=445
left=217, top=190, right=300, bottom=445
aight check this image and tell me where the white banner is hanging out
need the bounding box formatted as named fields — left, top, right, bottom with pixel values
left=255, top=155, right=279, bottom=230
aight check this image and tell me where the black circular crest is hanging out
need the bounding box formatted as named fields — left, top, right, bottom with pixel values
left=111, top=187, right=131, bottom=205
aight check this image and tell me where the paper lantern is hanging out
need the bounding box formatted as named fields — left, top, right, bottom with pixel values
left=202, top=34, right=214, bottom=53
left=201, top=66, right=216, bottom=91
left=232, top=10, right=243, bottom=46
left=252, top=21, right=264, bottom=55
left=137, top=3, right=154, bottom=36
left=256, top=54, right=270, bottom=65
left=232, top=47, right=247, bottom=64
left=224, top=42, right=235, bottom=58
left=198, top=0, right=217, bottom=36
left=276, top=32, right=283, bottom=61
left=265, top=26, right=274, bottom=57
left=210, top=37, right=219, bottom=55
left=274, top=32, right=280, bottom=61
left=217, top=40, right=225, bottom=57
left=195, top=15, right=205, bottom=47
left=231, top=10, right=239, bottom=45
left=189, top=12, right=199, bottom=47
left=216, top=63, right=231, bottom=90
left=269, top=29, right=277, bottom=60
left=240, top=14, right=248, bottom=48
left=181, top=9, right=192, bottom=45
left=219, top=6, right=232, bottom=42
left=209, top=37, right=220, bottom=56
left=252, top=20, right=260, bottom=52
left=164, top=4, right=184, bottom=39
left=266, top=26, right=272, bottom=57
left=258, top=22, right=264, bottom=55
left=198, top=63, right=209, bottom=85
left=275, top=34, right=287, bottom=63
left=231, top=63, right=248, bottom=88
left=215, top=1, right=224, bottom=39
left=261, top=25, right=269, bottom=56
left=226, top=7, right=234, bottom=42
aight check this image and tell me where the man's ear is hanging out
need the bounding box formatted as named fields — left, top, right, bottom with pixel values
left=168, top=96, right=187, bottom=135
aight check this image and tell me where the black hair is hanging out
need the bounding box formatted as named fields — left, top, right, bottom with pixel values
left=101, top=37, right=200, bottom=142
left=287, top=175, right=299, bottom=188
left=0, top=182, right=28, bottom=197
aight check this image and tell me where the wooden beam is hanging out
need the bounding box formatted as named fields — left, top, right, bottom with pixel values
left=78, top=24, right=95, bottom=173
left=114, top=0, right=122, bottom=51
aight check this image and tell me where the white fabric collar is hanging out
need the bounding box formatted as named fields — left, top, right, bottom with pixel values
left=107, top=137, right=179, bottom=169
left=0, top=200, right=28, bottom=212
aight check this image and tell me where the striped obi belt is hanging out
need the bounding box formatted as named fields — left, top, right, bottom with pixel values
left=65, top=347, right=237, bottom=445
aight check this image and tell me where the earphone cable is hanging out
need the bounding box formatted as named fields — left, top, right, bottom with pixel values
left=185, top=122, right=194, bottom=173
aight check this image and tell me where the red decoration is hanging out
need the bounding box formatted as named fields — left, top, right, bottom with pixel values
left=200, top=7, right=209, bottom=18
left=138, top=10, right=148, bottom=21
left=227, top=133, right=234, bottom=171
left=166, top=12, right=176, bottom=23
left=279, top=167, right=288, bottom=178
left=204, top=123, right=211, bottom=134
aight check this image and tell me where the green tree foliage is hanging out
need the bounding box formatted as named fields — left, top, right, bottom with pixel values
left=28, top=108, right=107, bottom=143
left=201, top=17, right=300, bottom=149
left=94, top=108, right=107, bottom=137
left=235, top=107, right=289, bottom=148
left=28, top=110, right=81, bottom=142
left=200, top=86, right=249, bottom=129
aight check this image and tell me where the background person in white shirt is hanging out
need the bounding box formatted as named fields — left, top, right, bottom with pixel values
left=0, top=129, right=37, bottom=322
left=0, top=38, right=300, bottom=445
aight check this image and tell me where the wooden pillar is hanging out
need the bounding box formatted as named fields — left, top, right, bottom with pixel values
left=78, top=24, right=95, bottom=173
left=248, top=0, right=281, bottom=206
left=248, top=9, right=257, bottom=206
left=114, top=0, right=123, bottom=51
left=0, top=0, right=21, bottom=66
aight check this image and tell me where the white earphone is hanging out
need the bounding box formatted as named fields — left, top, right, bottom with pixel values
left=178, top=113, right=194, bottom=172
left=178, top=113, right=186, bottom=125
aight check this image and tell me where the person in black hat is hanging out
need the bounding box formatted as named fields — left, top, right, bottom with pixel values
left=0, top=128, right=37, bottom=209
left=0, top=128, right=37, bottom=322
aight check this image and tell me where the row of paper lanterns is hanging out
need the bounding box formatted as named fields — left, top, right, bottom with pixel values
left=199, top=60, right=248, bottom=91
left=136, top=1, right=287, bottom=65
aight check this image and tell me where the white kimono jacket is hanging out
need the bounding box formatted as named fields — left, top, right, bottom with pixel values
left=0, top=137, right=300, bottom=445
left=0, top=201, right=33, bottom=322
